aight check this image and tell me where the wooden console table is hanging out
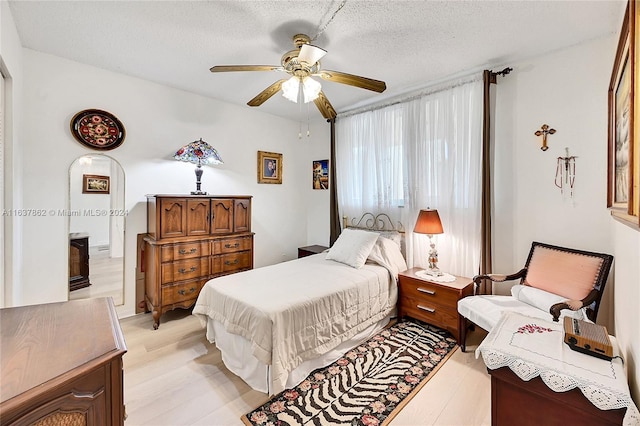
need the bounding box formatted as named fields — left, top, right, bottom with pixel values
left=476, top=311, right=639, bottom=426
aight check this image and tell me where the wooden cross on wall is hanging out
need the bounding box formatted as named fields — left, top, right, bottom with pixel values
left=534, top=124, right=556, bottom=151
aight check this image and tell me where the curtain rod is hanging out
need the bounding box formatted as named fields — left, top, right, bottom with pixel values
left=338, top=66, right=512, bottom=119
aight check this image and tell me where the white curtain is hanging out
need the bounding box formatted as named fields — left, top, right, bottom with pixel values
left=336, top=77, right=483, bottom=278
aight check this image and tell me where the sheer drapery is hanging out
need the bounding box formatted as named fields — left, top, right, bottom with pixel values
left=335, top=77, right=483, bottom=278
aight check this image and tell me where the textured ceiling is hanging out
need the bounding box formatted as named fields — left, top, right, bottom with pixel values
left=8, top=0, right=625, bottom=120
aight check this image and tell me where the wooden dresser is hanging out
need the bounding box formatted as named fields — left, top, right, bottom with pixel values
left=69, top=232, right=91, bottom=291
left=144, top=195, right=254, bottom=329
left=397, top=268, right=473, bottom=344
left=0, top=298, right=127, bottom=426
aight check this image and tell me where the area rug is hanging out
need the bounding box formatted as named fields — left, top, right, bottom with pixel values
left=242, top=320, right=458, bottom=426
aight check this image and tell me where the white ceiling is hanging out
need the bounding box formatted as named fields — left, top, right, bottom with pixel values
left=7, top=0, right=625, bottom=120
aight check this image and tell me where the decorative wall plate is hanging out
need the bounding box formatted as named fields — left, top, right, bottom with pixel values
left=70, top=109, right=126, bottom=150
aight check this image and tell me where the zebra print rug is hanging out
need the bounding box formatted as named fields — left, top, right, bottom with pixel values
left=241, top=320, right=457, bottom=426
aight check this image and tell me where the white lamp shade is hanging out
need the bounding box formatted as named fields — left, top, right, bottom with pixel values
left=281, top=76, right=300, bottom=102
left=281, top=76, right=321, bottom=104
left=302, top=77, right=321, bottom=103
left=298, top=44, right=327, bottom=65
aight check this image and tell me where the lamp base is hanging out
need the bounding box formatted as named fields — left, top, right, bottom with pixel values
left=190, top=190, right=207, bottom=195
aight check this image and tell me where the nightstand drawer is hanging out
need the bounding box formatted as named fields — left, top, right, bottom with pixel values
left=399, top=296, right=458, bottom=331
left=398, top=279, right=459, bottom=308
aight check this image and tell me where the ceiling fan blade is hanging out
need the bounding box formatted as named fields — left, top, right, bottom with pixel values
left=210, top=65, right=282, bottom=73
left=247, top=79, right=288, bottom=107
left=316, top=70, right=386, bottom=93
left=298, top=44, right=327, bottom=65
left=314, top=91, right=337, bottom=120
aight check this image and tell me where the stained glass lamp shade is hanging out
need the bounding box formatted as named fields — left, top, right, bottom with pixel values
left=174, top=138, right=223, bottom=195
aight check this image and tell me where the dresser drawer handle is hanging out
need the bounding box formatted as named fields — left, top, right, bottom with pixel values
left=178, top=266, right=197, bottom=274
left=177, top=287, right=196, bottom=296
left=178, top=248, right=198, bottom=255
left=225, top=243, right=240, bottom=249
left=417, top=287, right=435, bottom=295
left=417, top=304, right=435, bottom=313
left=224, top=259, right=239, bottom=266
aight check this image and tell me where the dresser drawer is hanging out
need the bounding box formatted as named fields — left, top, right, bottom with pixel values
left=213, top=236, right=252, bottom=254
left=399, top=296, right=458, bottom=331
left=399, top=279, right=459, bottom=308
left=160, top=241, right=211, bottom=262
left=161, top=258, right=210, bottom=284
left=161, top=279, right=207, bottom=305
left=212, top=251, right=252, bottom=274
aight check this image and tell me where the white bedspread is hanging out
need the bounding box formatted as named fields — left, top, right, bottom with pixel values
left=192, top=253, right=399, bottom=394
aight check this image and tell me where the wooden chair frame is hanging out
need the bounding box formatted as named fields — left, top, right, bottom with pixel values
left=460, top=241, right=614, bottom=351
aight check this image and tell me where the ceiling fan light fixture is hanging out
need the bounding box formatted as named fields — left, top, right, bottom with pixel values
left=298, top=44, right=327, bottom=66
left=282, top=76, right=300, bottom=102
left=281, top=76, right=321, bottom=104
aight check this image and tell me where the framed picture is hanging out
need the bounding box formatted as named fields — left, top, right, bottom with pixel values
left=82, top=174, right=110, bottom=194
left=70, top=109, right=126, bottom=151
left=257, top=151, right=282, bottom=184
left=313, top=159, right=329, bottom=190
left=608, top=0, right=640, bottom=229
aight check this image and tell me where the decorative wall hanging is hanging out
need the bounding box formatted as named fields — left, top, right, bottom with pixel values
left=534, top=124, right=556, bottom=151
left=555, top=148, right=577, bottom=198
left=312, top=159, right=329, bottom=189
left=257, top=151, right=282, bottom=184
left=82, top=174, right=110, bottom=194
left=608, top=0, right=639, bottom=229
left=70, top=109, right=126, bottom=150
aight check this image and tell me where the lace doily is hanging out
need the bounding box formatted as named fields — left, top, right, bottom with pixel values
left=476, top=312, right=640, bottom=425
left=415, top=270, right=456, bottom=282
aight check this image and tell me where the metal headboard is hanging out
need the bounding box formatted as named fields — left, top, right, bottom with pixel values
left=342, top=213, right=404, bottom=233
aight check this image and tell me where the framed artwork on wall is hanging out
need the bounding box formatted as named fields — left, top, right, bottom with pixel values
left=313, top=159, right=329, bottom=190
left=608, top=0, right=639, bottom=229
left=257, top=151, right=282, bottom=184
left=82, top=174, right=110, bottom=194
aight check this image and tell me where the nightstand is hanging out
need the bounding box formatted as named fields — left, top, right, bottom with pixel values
left=297, top=244, right=329, bottom=258
left=397, top=267, right=473, bottom=344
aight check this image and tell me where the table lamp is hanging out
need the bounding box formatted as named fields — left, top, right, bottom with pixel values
left=413, top=209, right=444, bottom=276
left=174, top=138, right=223, bottom=195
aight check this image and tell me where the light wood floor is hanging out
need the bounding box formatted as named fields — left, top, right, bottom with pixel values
left=70, top=248, right=123, bottom=304
left=120, top=310, right=491, bottom=426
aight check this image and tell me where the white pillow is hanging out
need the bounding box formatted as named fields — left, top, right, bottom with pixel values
left=511, top=285, right=585, bottom=320
left=367, top=236, right=408, bottom=280
left=326, top=228, right=380, bottom=269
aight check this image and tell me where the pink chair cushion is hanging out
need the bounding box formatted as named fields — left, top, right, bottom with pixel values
left=524, top=246, right=603, bottom=300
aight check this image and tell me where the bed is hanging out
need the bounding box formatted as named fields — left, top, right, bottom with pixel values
left=192, top=214, right=407, bottom=395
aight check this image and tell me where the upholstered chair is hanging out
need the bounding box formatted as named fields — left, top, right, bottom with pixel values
left=457, top=241, right=613, bottom=351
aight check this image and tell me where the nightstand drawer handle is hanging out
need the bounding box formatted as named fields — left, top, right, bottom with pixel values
left=417, top=304, right=435, bottom=313
left=177, top=287, right=196, bottom=295
left=225, top=243, right=240, bottom=249
left=178, top=266, right=197, bottom=274
left=417, top=287, right=435, bottom=295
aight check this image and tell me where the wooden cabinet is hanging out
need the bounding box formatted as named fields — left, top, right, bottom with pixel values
left=397, top=268, right=473, bottom=344
left=0, top=298, right=127, bottom=426
left=69, top=233, right=91, bottom=291
left=144, top=195, right=254, bottom=329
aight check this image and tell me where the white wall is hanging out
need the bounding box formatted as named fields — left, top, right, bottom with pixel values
left=17, top=48, right=329, bottom=317
left=0, top=0, right=25, bottom=308
left=493, top=35, right=639, bottom=400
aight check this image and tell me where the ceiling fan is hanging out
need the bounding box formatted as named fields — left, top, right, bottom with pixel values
left=210, top=34, right=387, bottom=120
